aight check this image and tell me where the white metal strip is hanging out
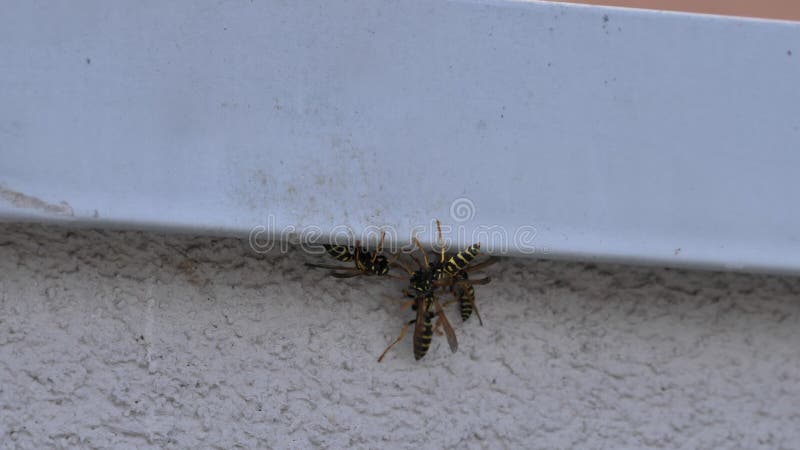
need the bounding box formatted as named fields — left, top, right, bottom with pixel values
left=1, top=1, right=799, bottom=274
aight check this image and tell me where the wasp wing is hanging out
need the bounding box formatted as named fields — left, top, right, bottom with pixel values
left=433, top=296, right=458, bottom=353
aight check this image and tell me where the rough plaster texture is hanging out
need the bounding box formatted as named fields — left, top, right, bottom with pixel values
left=1, top=223, right=799, bottom=449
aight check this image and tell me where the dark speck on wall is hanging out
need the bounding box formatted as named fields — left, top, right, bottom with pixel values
left=788, top=50, right=793, bottom=56
left=603, top=14, right=609, bottom=23
left=85, top=58, right=91, bottom=65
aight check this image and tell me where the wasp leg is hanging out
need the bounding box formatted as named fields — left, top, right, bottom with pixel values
left=389, top=253, right=414, bottom=275
left=372, top=230, right=386, bottom=264
left=380, top=294, right=416, bottom=311
left=378, top=320, right=414, bottom=362
left=304, top=263, right=359, bottom=271
left=470, top=295, right=484, bottom=326
left=412, top=236, right=430, bottom=268
left=330, top=271, right=364, bottom=279
left=406, top=248, right=425, bottom=270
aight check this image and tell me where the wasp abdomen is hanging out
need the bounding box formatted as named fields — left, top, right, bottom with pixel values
left=443, top=243, right=481, bottom=276
left=459, top=285, right=475, bottom=321
left=414, top=315, right=434, bottom=360
left=324, top=245, right=354, bottom=262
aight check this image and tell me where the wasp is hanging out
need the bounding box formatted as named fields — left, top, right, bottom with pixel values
left=305, top=231, right=391, bottom=278
left=431, top=220, right=496, bottom=325
left=378, top=236, right=459, bottom=361
left=444, top=262, right=496, bottom=325
left=378, top=226, right=491, bottom=362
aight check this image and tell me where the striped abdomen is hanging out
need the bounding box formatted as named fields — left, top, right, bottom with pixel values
left=452, top=271, right=475, bottom=321
left=413, top=316, right=433, bottom=360
left=413, top=297, right=434, bottom=360
left=443, top=243, right=481, bottom=276
left=459, top=284, right=475, bottom=322
left=324, top=245, right=353, bottom=262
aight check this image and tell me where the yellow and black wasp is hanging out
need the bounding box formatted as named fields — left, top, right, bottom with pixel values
left=305, top=231, right=391, bottom=278
left=378, top=236, right=459, bottom=362
left=378, top=225, right=492, bottom=362
left=432, top=220, right=496, bottom=326
left=443, top=254, right=497, bottom=325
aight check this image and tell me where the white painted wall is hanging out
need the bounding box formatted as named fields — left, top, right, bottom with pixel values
left=1, top=223, right=798, bottom=448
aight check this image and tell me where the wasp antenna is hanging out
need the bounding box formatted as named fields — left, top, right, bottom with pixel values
left=436, top=219, right=445, bottom=264
left=412, top=236, right=429, bottom=268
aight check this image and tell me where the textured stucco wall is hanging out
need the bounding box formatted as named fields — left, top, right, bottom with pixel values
left=1, top=223, right=799, bottom=449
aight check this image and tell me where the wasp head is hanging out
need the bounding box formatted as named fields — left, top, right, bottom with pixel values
left=373, top=254, right=390, bottom=275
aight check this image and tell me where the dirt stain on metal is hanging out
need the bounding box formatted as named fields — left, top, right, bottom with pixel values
left=0, top=185, right=74, bottom=216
